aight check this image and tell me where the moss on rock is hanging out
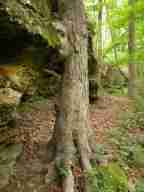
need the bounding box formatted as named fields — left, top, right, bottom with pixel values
left=0, top=0, right=60, bottom=48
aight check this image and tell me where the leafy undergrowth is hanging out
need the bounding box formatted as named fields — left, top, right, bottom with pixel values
left=2, top=96, right=144, bottom=192
left=87, top=163, right=128, bottom=192
left=90, top=96, right=144, bottom=192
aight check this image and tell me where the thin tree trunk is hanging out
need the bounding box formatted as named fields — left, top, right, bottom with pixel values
left=97, top=0, right=103, bottom=89
left=105, top=4, right=119, bottom=66
left=128, top=0, right=136, bottom=97
left=105, top=4, right=128, bottom=93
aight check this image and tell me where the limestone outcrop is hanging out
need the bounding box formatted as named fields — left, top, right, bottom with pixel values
left=0, top=1, right=62, bottom=188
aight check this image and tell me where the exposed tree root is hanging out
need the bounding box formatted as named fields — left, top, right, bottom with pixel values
left=75, top=136, right=92, bottom=192
left=48, top=133, right=92, bottom=192
left=46, top=138, right=57, bottom=163
left=63, top=167, right=75, bottom=192
left=76, top=136, right=92, bottom=171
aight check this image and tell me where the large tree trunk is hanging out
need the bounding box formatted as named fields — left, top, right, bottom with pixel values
left=128, top=0, right=136, bottom=97
left=51, top=0, right=92, bottom=191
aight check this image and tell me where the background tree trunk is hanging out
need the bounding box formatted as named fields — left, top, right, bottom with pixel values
left=128, top=0, right=136, bottom=97
left=97, top=0, right=103, bottom=89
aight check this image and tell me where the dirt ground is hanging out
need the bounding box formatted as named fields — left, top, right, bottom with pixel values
left=2, top=96, right=142, bottom=192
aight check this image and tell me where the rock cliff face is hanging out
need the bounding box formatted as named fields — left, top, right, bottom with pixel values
left=0, top=0, right=67, bottom=97
left=0, top=0, right=98, bottom=101
left=0, top=0, right=62, bottom=189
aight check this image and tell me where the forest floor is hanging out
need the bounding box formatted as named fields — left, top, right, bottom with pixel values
left=3, top=96, right=144, bottom=192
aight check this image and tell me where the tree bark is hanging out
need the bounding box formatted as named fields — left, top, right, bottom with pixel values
left=50, top=0, right=92, bottom=191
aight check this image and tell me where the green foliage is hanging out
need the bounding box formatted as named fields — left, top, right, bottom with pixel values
left=17, top=95, right=48, bottom=112
left=91, top=144, right=107, bottom=164
left=134, top=97, right=144, bottom=113
left=119, top=141, right=144, bottom=168
left=132, top=145, right=144, bottom=168
left=120, top=111, right=144, bottom=130
left=17, top=102, right=34, bottom=113
left=109, top=110, right=144, bottom=168
left=87, top=163, right=128, bottom=192
left=85, top=0, right=144, bottom=87
left=135, top=178, right=144, bottom=192
left=55, top=160, right=69, bottom=179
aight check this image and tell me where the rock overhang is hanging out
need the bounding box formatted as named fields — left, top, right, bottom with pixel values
left=0, top=0, right=62, bottom=54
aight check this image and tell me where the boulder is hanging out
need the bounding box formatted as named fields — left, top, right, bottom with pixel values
left=0, top=88, right=22, bottom=105
left=0, top=88, right=22, bottom=126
